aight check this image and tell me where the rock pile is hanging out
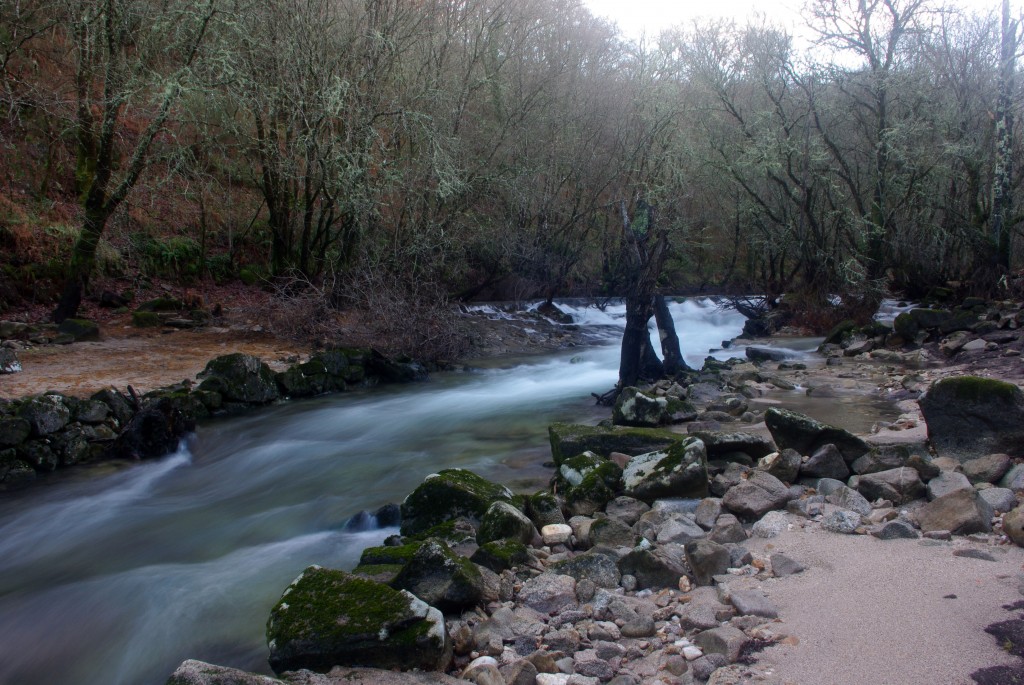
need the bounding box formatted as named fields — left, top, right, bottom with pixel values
left=165, top=396, right=1024, bottom=685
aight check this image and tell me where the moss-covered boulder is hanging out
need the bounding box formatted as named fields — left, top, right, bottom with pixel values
left=548, top=422, right=680, bottom=467
left=622, top=437, right=709, bottom=503
left=764, top=407, right=869, bottom=463
left=526, top=491, right=566, bottom=528
left=557, top=451, right=623, bottom=515
left=476, top=501, right=536, bottom=545
left=470, top=539, right=533, bottom=573
left=18, top=394, right=71, bottom=436
left=390, top=539, right=484, bottom=613
left=613, top=386, right=671, bottom=427
left=400, top=469, right=513, bottom=536
left=15, top=439, right=59, bottom=471
left=197, top=353, right=280, bottom=405
left=919, top=375, right=1024, bottom=461
left=91, top=388, right=136, bottom=426
left=131, top=310, right=163, bottom=328
left=56, top=318, right=100, bottom=341
left=0, top=416, right=30, bottom=447
left=266, top=566, right=450, bottom=674
left=822, top=319, right=857, bottom=346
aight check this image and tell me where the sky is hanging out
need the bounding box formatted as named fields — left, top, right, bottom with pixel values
left=582, top=0, right=1007, bottom=42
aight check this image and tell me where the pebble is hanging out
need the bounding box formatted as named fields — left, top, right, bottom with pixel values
left=682, top=645, right=704, bottom=660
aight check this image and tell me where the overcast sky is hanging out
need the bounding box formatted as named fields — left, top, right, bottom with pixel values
left=582, top=0, right=1005, bottom=41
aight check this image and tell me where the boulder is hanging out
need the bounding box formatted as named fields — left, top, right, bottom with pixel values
left=56, top=318, right=100, bottom=342
left=751, top=511, right=789, bottom=538
left=558, top=452, right=622, bottom=515
left=588, top=516, right=636, bottom=548
left=527, top=492, right=566, bottom=528
left=617, top=546, right=690, bottom=589
left=821, top=509, right=861, bottom=534
left=0, top=416, right=30, bottom=447
left=801, top=444, right=850, bottom=481
left=871, top=520, right=919, bottom=540
left=113, top=397, right=195, bottom=460
left=710, top=513, right=748, bottom=543
left=18, top=394, right=71, bottom=436
left=548, top=423, right=679, bottom=466
left=391, top=540, right=484, bottom=613
left=470, top=540, right=532, bottom=573
left=689, top=431, right=775, bottom=461
left=851, top=445, right=914, bottom=475
left=824, top=486, right=872, bottom=517
left=166, top=659, right=283, bottom=684
left=764, top=407, right=869, bottom=463
left=622, top=437, right=709, bottom=503
left=685, top=539, right=731, bottom=585
left=550, top=551, right=621, bottom=589
left=978, top=487, right=1017, bottom=513
left=722, top=470, right=791, bottom=520
left=856, top=468, right=924, bottom=505
left=694, top=497, right=723, bottom=530
left=926, top=471, right=973, bottom=501
left=1002, top=505, right=1024, bottom=547
left=962, top=454, right=1013, bottom=484
left=757, top=449, right=801, bottom=484
left=197, top=353, right=280, bottom=405
left=0, top=348, right=20, bottom=374
left=266, top=566, right=450, bottom=674
left=604, top=496, right=650, bottom=526
left=477, top=501, right=536, bottom=545
left=613, top=387, right=671, bottom=427
left=400, top=469, right=512, bottom=536
left=517, top=573, right=577, bottom=614
left=919, top=376, right=1024, bottom=460
left=657, top=514, right=708, bottom=544
left=692, top=625, right=749, bottom=662
left=915, top=489, right=994, bottom=535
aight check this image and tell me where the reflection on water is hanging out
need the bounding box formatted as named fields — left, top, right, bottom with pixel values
left=0, top=298, right=896, bottom=685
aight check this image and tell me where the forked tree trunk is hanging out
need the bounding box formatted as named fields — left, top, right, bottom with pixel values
left=654, top=294, right=687, bottom=376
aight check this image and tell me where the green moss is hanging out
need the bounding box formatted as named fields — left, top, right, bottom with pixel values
left=399, top=469, right=512, bottom=536
left=359, top=543, right=421, bottom=566
left=131, top=311, right=162, bottom=328
left=470, top=539, right=531, bottom=573
left=548, top=422, right=679, bottom=466
left=933, top=376, right=1022, bottom=403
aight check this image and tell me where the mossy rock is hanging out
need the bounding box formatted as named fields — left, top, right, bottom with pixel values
left=621, top=437, right=709, bottom=503
left=16, top=439, right=59, bottom=471
left=399, top=469, right=513, bottom=536
left=359, top=542, right=421, bottom=567
left=349, top=563, right=405, bottom=585
left=822, top=319, right=857, bottom=346
left=527, top=491, right=566, bottom=528
left=266, top=566, right=450, bottom=674
left=390, top=539, right=484, bottom=613
left=477, top=500, right=536, bottom=545
left=404, top=518, right=479, bottom=546
left=197, top=353, right=280, bottom=405
left=612, top=387, right=671, bottom=427
left=920, top=376, right=1024, bottom=461
left=0, top=453, right=36, bottom=488
left=764, top=406, right=869, bottom=463
left=0, top=416, right=30, bottom=447
left=275, top=364, right=329, bottom=398
left=49, top=425, right=91, bottom=466
left=548, top=422, right=680, bottom=467
left=18, top=394, right=71, bottom=436
left=91, top=388, right=136, bottom=426
left=689, top=431, right=774, bottom=461
left=56, top=318, right=100, bottom=342
left=470, top=539, right=533, bottom=573
left=557, top=453, right=623, bottom=515
left=131, top=310, right=163, bottom=328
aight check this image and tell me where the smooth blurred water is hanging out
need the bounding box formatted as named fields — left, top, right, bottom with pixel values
left=0, top=298, right=746, bottom=685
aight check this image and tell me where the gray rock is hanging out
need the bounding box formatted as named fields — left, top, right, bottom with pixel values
left=979, top=487, right=1018, bottom=513
left=543, top=628, right=581, bottom=653
left=815, top=478, right=847, bottom=497
left=926, top=471, right=974, bottom=501
left=0, top=416, right=30, bottom=447
left=692, top=625, right=749, bottom=662
left=613, top=387, right=671, bottom=427
left=604, top=496, right=650, bottom=526
left=572, top=650, right=615, bottom=680
left=528, top=492, right=567, bottom=528
left=679, top=602, right=726, bottom=631
left=19, top=395, right=71, bottom=436
left=751, top=511, right=789, bottom=538
left=589, top=516, right=636, bottom=548
left=1000, top=464, right=1024, bottom=492
left=710, top=513, right=748, bottom=543
left=1002, top=505, right=1024, bottom=547
left=822, top=509, right=862, bottom=534
left=622, top=438, right=709, bottom=503
left=462, top=658, right=504, bottom=685
left=518, top=573, right=577, bottom=614
left=871, top=520, right=919, bottom=540
left=657, top=514, right=707, bottom=545
left=851, top=445, right=915, bottom=475
left=694, top=497, right=723, bottom=530
left=499, top=660, right=539, bottom=685
left=962, top=454, right=1013, bottom=484
left=857, top=467, right=925, bottom=505
left=266, top=567, right=450, bottom=674
left=166, top=660, right=285, bottom=684
left=710, top=462, right=751, bottom=497
left=691, top=654, right=729, bottom=681
left=686, top=539, right=731, bottom=586
left=722, top=470, right=792, bottom=520
left=770, top=553, right=805, bottom=577
left=825, top=485, right=872, bottom=517
left=198, top=353, right=280, bottom=405
left=919, top=376, right=1024, bottom=461
left=915, top=489, right=994, bottom=536
left=728, top=590, right=779, bottom=618
left=617, top=545, right=690, bottom=589
left=724, top=542, right=753, bottom=568
left=550, top=551, right=621, bottom=589
left=764, top=406, right=870, bottom=463
left=906, top=454, right=942, bottom=481
left=689, top=431, right=775, bottom=461
left=802, top=444, right=850, bottom=480
left=757, top=449, right=802, bottom=483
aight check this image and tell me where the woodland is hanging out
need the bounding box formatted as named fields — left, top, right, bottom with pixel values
left=0, top=0, right=1022, bottom=360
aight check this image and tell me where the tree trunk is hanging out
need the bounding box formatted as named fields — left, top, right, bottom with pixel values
left=618, top=295, right=655, bottom=388
left=654, top=294, right=688, bottom=375
left=992, top=0, right=1017, bottom=271
left=53, top=205, right=108, bottom=322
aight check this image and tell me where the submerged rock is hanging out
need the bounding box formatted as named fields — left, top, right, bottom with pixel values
left=266, top=566, right=451, bottom=674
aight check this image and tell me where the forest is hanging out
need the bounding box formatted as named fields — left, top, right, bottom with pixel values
left=0, top=0, right=1021, bottom=359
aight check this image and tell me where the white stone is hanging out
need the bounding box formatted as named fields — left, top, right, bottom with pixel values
left=537, top=674, right=571, bottom=685
left=542, top=523, right=573, bottom=545
left=682, top=645, right=704, bottom=660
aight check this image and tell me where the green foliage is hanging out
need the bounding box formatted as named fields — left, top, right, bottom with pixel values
left=130, top=233, right=203, bottom=282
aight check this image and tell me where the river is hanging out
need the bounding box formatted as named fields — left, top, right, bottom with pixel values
left=0, top=298, right=885, bottom=685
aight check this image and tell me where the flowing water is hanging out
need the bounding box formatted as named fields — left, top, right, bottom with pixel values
left=0, top=299, right=893, bottom=685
